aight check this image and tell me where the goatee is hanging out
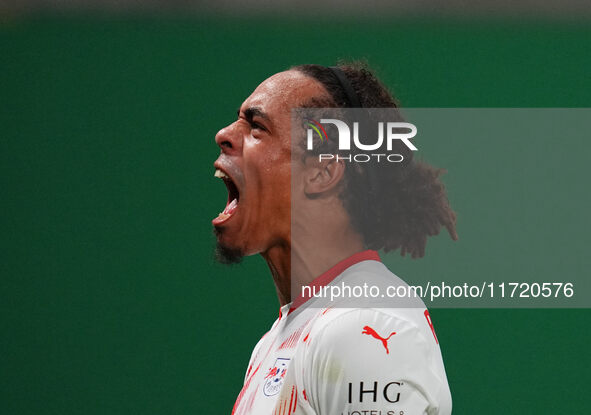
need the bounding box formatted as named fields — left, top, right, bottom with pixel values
left=213, top=228, right=243, bottom=265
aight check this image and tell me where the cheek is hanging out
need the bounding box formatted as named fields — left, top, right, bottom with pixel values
left=244, top=139, right=291, bottom=183
left=254, top=159, right=291, bottom=215
left=259, top=162, right=291, bottom=206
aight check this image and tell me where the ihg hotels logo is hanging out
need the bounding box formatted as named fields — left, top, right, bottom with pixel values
left=305, top=118, right=418, bottom=163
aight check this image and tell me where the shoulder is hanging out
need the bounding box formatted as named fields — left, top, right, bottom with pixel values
left=295, top=307, right=451, bottom=414
left=334, top=259, right=428, bottom=309
left=301, top=259, right=438, bottom=356
left=305, top=307, right=434, bottom=359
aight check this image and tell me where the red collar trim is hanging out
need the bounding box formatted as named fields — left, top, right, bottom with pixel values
left=289, top=250, right=381, bottom=313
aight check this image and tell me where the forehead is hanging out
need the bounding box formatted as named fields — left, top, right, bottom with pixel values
left=240, top=70, right=327, bottom=117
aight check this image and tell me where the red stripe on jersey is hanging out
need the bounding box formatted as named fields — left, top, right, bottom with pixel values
left=289, top=250, right=380, bottom=313
left=279, top=316, right=314, bottom=349
left=279, top=327, right=304, bottom=349
left=288, top=386, right=295, bottom=414
left=232, top=362, right=261, bottom=415
left=424, top=309, right=439, bottom=344
left=245, top=386, right=257, bottom=413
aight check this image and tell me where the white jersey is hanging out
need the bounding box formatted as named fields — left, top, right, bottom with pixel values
left=232, top=250, right=452, bottom=415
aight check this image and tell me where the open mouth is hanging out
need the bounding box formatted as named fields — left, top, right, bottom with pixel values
left=212, top=168, right=240, bottom=225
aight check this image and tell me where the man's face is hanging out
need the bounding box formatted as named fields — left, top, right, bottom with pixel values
left=213, top=70, right=327, bottom=261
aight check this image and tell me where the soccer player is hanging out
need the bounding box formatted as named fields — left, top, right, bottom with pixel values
left=212, top=62, right=458, bottom=414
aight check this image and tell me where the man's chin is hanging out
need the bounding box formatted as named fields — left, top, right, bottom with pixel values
left=213, top=228, right=244, bottom=265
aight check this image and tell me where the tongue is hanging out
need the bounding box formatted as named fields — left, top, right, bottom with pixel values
left=213, top=198, right=238, bottom=224
left=224, top=198, right=238, bottom=215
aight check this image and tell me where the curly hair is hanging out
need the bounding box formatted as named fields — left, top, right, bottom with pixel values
left=292, top=62, right=458, bottom=258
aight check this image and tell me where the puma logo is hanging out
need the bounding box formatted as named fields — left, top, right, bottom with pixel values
left=362, top=325, right=396, bottom=354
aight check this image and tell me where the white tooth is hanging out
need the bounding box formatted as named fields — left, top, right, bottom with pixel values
left=214, top=169, right=228, bottom=179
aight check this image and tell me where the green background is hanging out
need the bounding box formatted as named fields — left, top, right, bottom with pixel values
left=1, top=16, right=590, bottom=414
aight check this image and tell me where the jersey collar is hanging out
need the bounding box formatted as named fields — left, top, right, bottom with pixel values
left=288, top=249, right=381, bottom=314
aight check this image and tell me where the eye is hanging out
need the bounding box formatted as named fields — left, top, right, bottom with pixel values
left=250, top=121, right=267, bottom=132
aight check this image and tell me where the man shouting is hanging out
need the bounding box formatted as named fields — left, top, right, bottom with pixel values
left=212, top=62, right=457, bottom=415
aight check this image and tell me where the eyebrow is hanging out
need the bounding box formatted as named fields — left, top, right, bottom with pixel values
left=238, top=106, right=271, bottom=123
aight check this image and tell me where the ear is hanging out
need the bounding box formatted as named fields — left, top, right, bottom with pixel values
left=303, top=156, right=346, bottom=196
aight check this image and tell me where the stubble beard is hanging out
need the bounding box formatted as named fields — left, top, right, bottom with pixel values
left=213, top=228, right=244, bottom=265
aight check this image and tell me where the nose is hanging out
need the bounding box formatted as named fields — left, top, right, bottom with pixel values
left=215, top=121, right=242, bottom=154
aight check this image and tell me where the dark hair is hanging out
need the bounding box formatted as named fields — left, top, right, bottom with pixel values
left=292, top=62, right=458, bottom=258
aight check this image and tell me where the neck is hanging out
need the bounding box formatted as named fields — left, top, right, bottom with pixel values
left=262, top=222, right=364, bottom=307
left=261, top=243, right=291, bottom=307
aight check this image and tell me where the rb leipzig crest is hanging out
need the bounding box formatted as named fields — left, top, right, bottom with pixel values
left=262, top=358, right=290, bottom=396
